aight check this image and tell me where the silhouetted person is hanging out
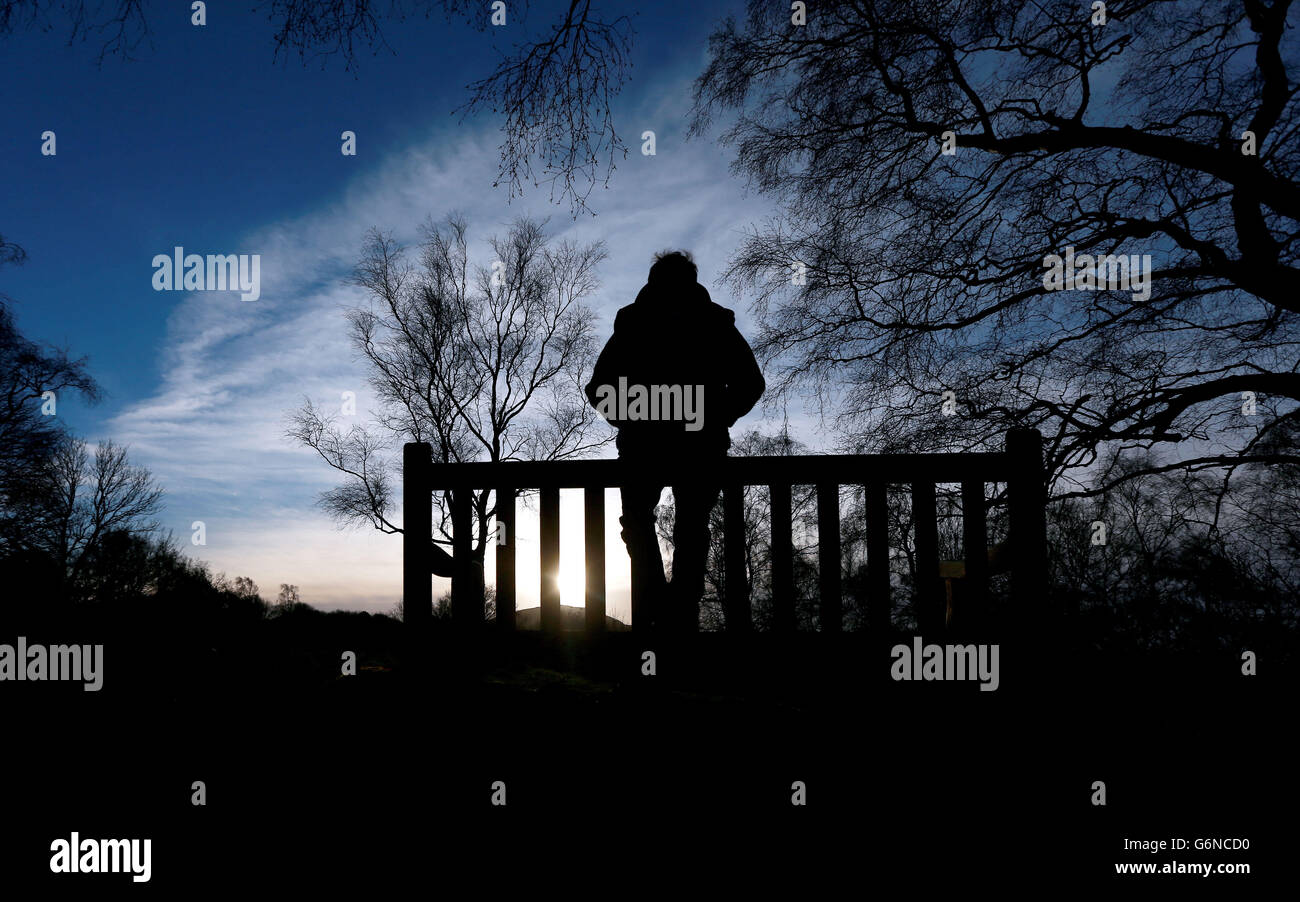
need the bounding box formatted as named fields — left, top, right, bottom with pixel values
left=585, top=250, right=764, bottom=631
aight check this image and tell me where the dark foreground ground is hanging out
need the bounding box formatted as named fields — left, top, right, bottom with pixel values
left=1, top=608, right=1292, bottom=892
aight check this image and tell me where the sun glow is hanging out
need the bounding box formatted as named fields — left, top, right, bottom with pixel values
left=557, top=552, right=586, bottom=606
left=490, top=488, right=633, bottom=626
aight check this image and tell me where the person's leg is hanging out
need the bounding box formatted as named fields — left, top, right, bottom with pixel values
left=667, top=481, right=722, bottom=632
left=619, top=482, right=667, bottom=631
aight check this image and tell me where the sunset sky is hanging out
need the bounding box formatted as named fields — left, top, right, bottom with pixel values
left=1, top=1, right=818, bottom=616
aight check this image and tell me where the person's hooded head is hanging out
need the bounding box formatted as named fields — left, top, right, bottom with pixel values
left=618, top=245, right=732, bottom=364
left=638, top=249, right=711, bottom=316
left=647, top=249, right=698, bottom=289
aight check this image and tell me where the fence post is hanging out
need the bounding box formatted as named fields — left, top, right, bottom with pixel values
left=450, top=487, right=479, bottom=624
left=910, top=481, right=943, bottom=634
left=496, top=486, right=516, bottom=630
left=769, top=483, right=795, bottom=633
left=960, top=480, right=988, bottom=631
left=723, top=484, right=752, bottom=632
left=584, top=486, right=606, bottom=633
left=403, top=443, right=432, bottom=629
left=817, top=483, right=842, bottom=632
left=865, top=481, right=890, bottom=634
left=1007, top=429, right=1049, bottom=627
left=540, top=486, right=562, bottom=634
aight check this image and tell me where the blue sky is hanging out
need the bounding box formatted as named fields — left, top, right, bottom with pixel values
left=1, top=1, right=819, bottom=615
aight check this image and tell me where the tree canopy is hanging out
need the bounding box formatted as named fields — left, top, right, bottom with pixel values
left=688, top=0, right=1298, bottom=506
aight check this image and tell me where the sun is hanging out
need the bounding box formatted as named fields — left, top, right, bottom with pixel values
left=556, top=553, right=586, bottom=606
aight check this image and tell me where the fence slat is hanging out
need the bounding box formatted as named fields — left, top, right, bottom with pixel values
left=865, top=481, right=890, bottom=633
left=769, top=483, right=795, bottom=633
left=450, top=487, right=480, bottom=624
left=910, top=481, right=942, bottom=634
left=495, top=486, right=516, bottom=631
left=1007, top=429, right=1048, bottom=627
left=540, top=485, right=561, bottom=634
left=723, top=484, right=751, bottom=632
left=403, top=443, right=432, bottom=628
left=584, top=486, right=605, bottom=634
left=817, top=483, right=842, bottom=632
left=961, top=480, right=988, bottom=629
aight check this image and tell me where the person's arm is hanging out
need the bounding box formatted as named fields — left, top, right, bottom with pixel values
left=724, top=324, right=765, bottom=426
left=585, top=332, right=620, bottom=421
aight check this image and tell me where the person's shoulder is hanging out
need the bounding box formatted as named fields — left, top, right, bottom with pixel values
left=612, top=302, right=640, bottom=332
left=704, top=300, right=739, bottom=335
left=707, top=301, right=737, bottom=327
left=694, top=285, right=737, bottom=327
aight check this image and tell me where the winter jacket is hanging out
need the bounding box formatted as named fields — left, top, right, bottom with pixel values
left=585, top=280, right=765, bottom=458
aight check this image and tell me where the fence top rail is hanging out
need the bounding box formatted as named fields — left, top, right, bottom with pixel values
left=414, top=449, right=1017, bottom=491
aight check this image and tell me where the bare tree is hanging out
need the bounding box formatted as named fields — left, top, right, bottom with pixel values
left=231, top=575, right=261, bottom=600
left=0, top=0, right=150, bottom=63
left=455, top=0, right=633, bottom=214
left=0, top=244, right=100, bottom=535
left=9, top=436, right=164, bottom=596
left=288, top=214, right=608, bottom=613
left=689, top=0, right=1300, bottom=508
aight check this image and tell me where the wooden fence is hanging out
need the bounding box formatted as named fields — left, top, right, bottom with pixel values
left=402, top=429, right=1048, bottom=634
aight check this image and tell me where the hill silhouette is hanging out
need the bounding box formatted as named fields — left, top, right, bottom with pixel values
left=501, top=605, right=629, bottom=632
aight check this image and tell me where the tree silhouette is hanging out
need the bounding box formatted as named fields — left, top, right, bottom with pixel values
left=0, top=243, right=101, bottom=559
left=275, top=583, right=302, bottom=609
left=288, top=214, right=608, bottom=615
left=689, top=0, right=1299, bottom=507
left=230, top=575, right=261, bottom=600
left=4, top=436, right=163, bottom=599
